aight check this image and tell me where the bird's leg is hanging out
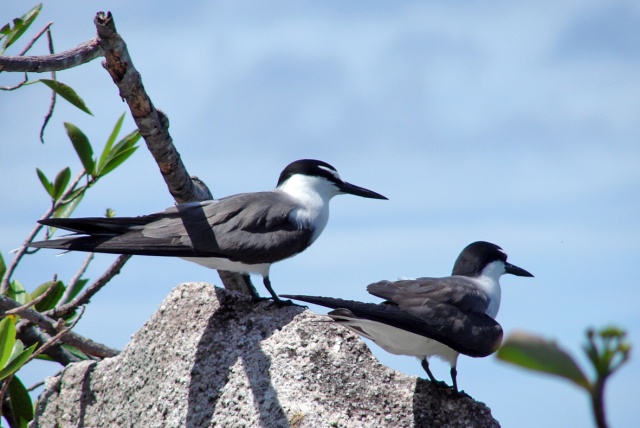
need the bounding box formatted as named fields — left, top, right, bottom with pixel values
left=262, top=276, right=299, bottom=307
left=449, top=366, right=470, bottom=398
left=420, top=359, right=449, bottom=388
left=243, top=274, right=267, bottom=302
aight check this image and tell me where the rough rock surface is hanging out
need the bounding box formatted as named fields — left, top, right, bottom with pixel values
left=31, top=283, right=500, bottom=428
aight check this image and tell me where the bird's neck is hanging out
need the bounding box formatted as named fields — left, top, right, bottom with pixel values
left=278, top=175, right=337, bottom=243
left=472, top=261, right=505, bottom=318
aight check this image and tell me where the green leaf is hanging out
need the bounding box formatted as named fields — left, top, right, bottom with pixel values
left=1, top=4, right=42, bottom=53
left=111, top=129, right=141, bottom=154
left=0, top=342, right=37, bottom=381
left=61, top=344, right=89, bottom=361
left=8, top=338, right=25, bottom=362
left=0, top=316, right=17, bottom=368
left=64, top=123, right=95, bottom=175
left=52, top=167, right=71, bottom=201
left=497, top=331, right=590, bottom=390
left=8, top=376, right=34, bottom=425
left=98, top=146, right=139, bottom=177
left=98, top=113, right=126, bottom=170
left=53, top=190, right=84, bottom=219
left=0, top=252, right=6, bottom=280
left=36, top=168, right=55, bottom=198
left=31, top=280, right=65, bottom=312
left=96, top=129, right=140, bottom=177
left=7, top=280, right=29, bottom=305
left=39, top=79, right=93, bottom=115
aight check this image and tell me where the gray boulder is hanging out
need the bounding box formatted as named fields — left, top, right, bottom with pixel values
left=31, top=283, right=499, bottom=427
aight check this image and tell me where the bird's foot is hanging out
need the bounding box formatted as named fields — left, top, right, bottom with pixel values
left=429, top=379, right=451, bottom=389
left=268, top=298, right=307, bottom=308
left=450, top=389, right=470, bottom=399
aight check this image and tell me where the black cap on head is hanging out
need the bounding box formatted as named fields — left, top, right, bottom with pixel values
left=277, top=159, right=339, bottom=187
left=277, top=159, right=388, bottom=200
left=452, top=241, right=533, bottom=278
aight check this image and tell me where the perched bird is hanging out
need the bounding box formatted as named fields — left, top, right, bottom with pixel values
left=29, top=159, right=387, bottom=305
left=282, top=241, right=533, bottom=392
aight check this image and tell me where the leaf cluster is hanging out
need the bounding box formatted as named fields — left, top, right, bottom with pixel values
left=497, top=327, right=631, bottom=428
left=0, top=4, right=42, bottom=55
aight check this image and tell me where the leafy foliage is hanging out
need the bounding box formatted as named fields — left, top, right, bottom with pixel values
left=497, top=327, right=631, bottom=428
left=0, top=3, right=42, bottom=54
left=1, top=6, right=142, bottom=427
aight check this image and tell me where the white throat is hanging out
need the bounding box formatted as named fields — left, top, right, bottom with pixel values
left=278, top=175, right=340, bottom=243
left=470, top=260, right=506, bottom=318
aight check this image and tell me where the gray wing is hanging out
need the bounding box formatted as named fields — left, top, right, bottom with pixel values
left=281, top=295, right=502, bottom=358
left=31, top=192, right=314, bottom=264
left=367, top=276, right=490, bottom=314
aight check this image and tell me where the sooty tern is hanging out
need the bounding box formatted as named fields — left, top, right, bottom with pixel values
left=29, top=159, right=387, bottom=305
left=282, top=241, right=533, bottom=392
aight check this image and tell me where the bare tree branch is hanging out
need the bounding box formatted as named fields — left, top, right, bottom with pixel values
left=94, top=11, right=251, bottom=294
left=17, top=22, right=54, bottom=57
left=59, top=253, right=94, bottom=306
left=93, top=12, right=212, bottom=204
left=25, top=306, right=87, bottom=365
left=47, top=254, right=131, bottom=319
left=0, top=38, right=103, bottom=73
left=0, top=294, right=119, bottom=359
left=16, top=323, right=81, bottom=366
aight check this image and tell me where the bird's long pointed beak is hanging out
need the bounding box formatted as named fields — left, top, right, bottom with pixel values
left=505, top=262, right=534, bottom=277
left=338, top=181, right=388, bottom=200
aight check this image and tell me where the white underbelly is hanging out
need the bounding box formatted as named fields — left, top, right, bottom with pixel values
left=336, top=318, right=459, bottom=366
left=181, top=257, right=271, bottom=277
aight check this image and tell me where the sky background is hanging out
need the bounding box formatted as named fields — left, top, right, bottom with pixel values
left=1, top=1, right=639, bottom=426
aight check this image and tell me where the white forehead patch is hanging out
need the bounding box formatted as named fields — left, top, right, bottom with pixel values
left=498, top=248, right=507, bottom=258
left=318, top=165, right=341, bottom=181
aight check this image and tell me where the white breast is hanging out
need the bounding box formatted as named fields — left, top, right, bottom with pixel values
left=278, top=175, right=338, bottom=244
left=334, top=317, right=460, bottom=367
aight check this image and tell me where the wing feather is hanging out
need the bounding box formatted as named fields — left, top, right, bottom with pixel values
left=31, top=192, right=314, bottom=264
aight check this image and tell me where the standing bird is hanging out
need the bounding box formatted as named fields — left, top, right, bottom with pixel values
left=29, top=159, right=387, bottom=305
left=282, top=241, right=533, bottom=392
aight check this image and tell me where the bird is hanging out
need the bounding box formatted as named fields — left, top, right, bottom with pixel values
left=282, top=241, right=533, bottom=392
left=29, top=159, right=387, bottom=305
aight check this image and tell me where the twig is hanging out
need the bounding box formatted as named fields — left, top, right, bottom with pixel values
left=0, top=22, right=52, bottom=90
left=0, top=73, right=28, bottom=90
left=39, top=26, right=57, bottom=143
left=16, top=322, right=80, bottom=365
left=48, top=254, right=130, bottom=319
left=16, top=22, right=54, bottom=57
left=27, top=380, right=46, bottom=392
left=0, top=294, right=119, bottom=358
left=0, top=38, right=103, bottom=73
left=58, top=252, right=94, bottom=306
left=26, top=306, right=86, bottom=364
left=4, top=276, right=58, bottom=315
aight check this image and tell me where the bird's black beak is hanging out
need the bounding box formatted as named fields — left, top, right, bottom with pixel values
left=505, top=262, right=534, bottom=277
left=338, top=181, right=388, bottom=200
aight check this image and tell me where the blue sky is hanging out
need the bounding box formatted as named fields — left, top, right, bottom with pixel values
left=1, top=1, right=639, bottom=426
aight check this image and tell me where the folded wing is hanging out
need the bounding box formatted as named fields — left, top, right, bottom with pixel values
left=30, top=192, right=313, bottom=264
